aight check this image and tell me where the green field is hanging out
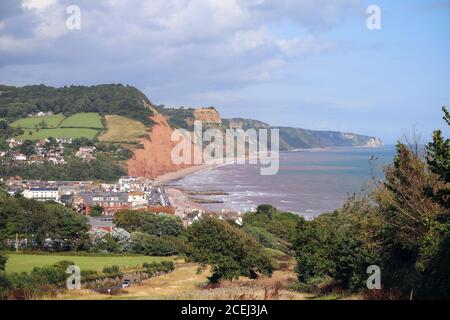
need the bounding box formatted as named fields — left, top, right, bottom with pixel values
left=61, top=112, right=104, bottom=129
left=11, top=114, right=65, bottom=129
left=10, top=112, right=104, bottom=141
left=99, top=115, right=148, bottom=143
left=16, top=128, right=100, bottom=141
left=5, top=253, right=175, bottom=274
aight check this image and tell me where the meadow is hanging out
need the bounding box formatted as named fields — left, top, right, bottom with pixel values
left=98, top=115, right=148, bottom=143
left=60, top=112, right=104, bottom=129
left=5, top=253, right=175, bottom=274
left=11, top=114, right=65, bottom=129
left=10, top=112, right=104, bottom=141
left=16, top=128, right=100, bottom=141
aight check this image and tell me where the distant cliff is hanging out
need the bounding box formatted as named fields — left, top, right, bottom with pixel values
left=222, top=118, right=382, bottom=150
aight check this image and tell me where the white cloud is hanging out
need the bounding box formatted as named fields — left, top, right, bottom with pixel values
left=0, top=0, right=361, bottom=101
left=22, top=0, right=57, bottom=12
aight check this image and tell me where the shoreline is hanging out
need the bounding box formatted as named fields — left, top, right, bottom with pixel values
left=153, top=163, right=215, bottom=186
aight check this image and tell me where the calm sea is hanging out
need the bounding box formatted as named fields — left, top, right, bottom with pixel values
left=176, top=146, right=396, bottom=217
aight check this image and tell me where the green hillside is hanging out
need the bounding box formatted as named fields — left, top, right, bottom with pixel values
left=11, top=114, right=65, bottom=129
left=0, top=84, right=154, bottom=126
left=60, top=112, right=103, bottom=129
left=16, top=128, right=100, bottom=141
left=10, top=112, right=103, bottom=141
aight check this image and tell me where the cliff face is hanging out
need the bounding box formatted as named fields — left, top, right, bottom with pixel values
left=127, top=113, right=193, bottom=179
left=194, top=107, right=222, bottom=124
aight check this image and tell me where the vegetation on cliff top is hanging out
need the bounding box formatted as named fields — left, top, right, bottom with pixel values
left=0, top=84, right=154, bottom=126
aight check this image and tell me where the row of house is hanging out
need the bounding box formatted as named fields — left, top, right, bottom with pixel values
left=11, top=176, right=174, bottom=217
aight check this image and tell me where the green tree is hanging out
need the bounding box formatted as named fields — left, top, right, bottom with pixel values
left=0, top=253, right=7, bottom=272
left=426, top=106, right=450, bottom=208
left=186, top=217, right=273, bottom=283
left=115, top=210, right=183, bottom=237
left=90, top=204, right=103, bottom=217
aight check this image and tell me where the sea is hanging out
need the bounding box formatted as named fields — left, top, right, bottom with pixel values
left=176, top=146, right=397, bottom=218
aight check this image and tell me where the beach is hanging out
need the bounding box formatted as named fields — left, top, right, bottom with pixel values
left=153, top=163, right=214, bottom=186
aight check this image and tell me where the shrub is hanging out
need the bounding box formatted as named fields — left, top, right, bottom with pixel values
left=102, top=265, right=120, bottom=274
left=186, top=217, right=273, bottom=283
left=130, top=232, right=179, bottom=256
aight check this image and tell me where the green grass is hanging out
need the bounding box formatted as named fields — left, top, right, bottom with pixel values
left=16, top=128, right=100, bottom=141
left=10, top=112, right=104, bottom=141
left=11, top=114, right=65, bottom=129
left=5, top=253, right=175, bottom=274
left=60, top=113, right=104, bottom=129
left=99, top=115, right=148, bottom=143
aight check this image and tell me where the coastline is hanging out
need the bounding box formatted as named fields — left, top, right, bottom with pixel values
left=153, top=163, right=215, bottom=186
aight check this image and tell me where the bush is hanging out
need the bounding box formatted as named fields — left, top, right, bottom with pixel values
left=102, top=265, right=120, bottom=274
left=0, top=253, right=7, bottom=272
left=130, top=232, right=179, bottom=256
left=186, top=217, right=273, bottom=283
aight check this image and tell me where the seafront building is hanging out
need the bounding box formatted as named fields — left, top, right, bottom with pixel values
left=5, top=177, right=177, bottom=231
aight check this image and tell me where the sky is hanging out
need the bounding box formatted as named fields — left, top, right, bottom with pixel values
left=0, top=0, right=449, bottom=143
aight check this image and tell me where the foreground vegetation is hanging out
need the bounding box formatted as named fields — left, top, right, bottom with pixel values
left=293, top=107, right=449, bottom=299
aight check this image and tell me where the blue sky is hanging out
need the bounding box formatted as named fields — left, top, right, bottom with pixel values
left=0, top=0, right=449, bottom=143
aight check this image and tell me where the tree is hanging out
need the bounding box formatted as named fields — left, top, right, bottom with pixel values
left=0, top=253, right=7, bottom=272
left=115, top=210, right=183, bottom=237
left=186, top=217, right=273, bottom=283
left=294, top=198, right=382, bottom=291
left=130, top=232, right=179, bottom=256
left=426, top=106, right=450, bottom=208
left=90, top=204, right=103, bottom=217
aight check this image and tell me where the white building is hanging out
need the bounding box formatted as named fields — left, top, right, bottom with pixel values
left=22, top=188, right=59, bottom=202
left=128, top=191, right=148, bottom=209
left=12, top=153, right=27, bottom=161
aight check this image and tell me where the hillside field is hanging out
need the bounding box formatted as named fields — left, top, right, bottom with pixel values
left=98, top=115, right=148, bottom=143
left=4, top=253, right=176, bottom=274
left=10, top=112, right=104, bottom=141
left=16, top=128, right=100, bottom=141
left=60, top=112, right=104, bottom=129
left=11, top=114, right=65, bottom=129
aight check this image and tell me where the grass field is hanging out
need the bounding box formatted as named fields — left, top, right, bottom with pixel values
left=98, top=115, right=148, bottom=143
left=60, top=113, right=104, bottom=129
left=16, top=128, right=100, bottom=141
left=11, top=112, right=104, bottom=141
left=5, top=253, right=176, bottom=274
left=11, top=114, right=65, bottom=129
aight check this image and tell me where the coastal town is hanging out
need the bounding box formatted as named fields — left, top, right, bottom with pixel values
left=1, top=175, right=213, bottom=232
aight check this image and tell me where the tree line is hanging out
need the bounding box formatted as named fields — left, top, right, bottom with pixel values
left=0, top=84, right=154, bottom=126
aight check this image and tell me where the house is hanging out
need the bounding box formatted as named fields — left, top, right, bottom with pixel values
left=146, top=206, right=176, bottom=215
left=183, top=210, right=204, bottom=227
left=22, top=187, right=59, bottom=202
left=56, top=137, right=72, bottom=145
left=12, top=153, right=27, bottom=161
left=47, top=155, right=66, bottom=165
left=128, top=191, right=148, bottom=209
left=88, top=216, right=115, bottom=233
left=73, top=191, right=129, bottom=215
left=8, top=138, right=23, bottom=149
left=76, top=146, right=96, bottom=161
